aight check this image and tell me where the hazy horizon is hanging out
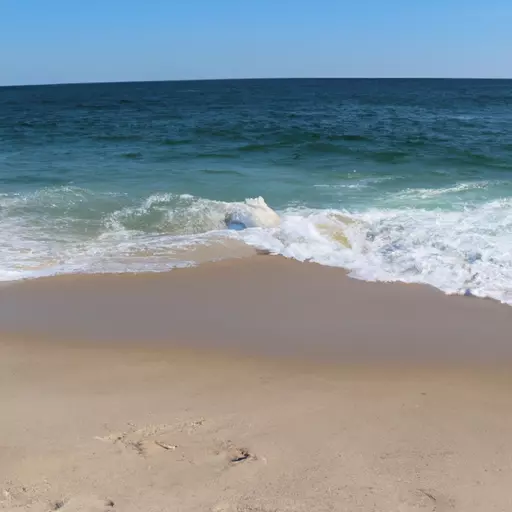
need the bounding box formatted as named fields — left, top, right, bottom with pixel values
left=2, top=0, right=511, bottom=87
left=2, top=76, right=512, bottom=89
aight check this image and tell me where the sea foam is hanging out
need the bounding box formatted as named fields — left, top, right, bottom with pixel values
left=1, top=187, right=511, bottom=306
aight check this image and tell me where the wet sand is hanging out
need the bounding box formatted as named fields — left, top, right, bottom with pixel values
left=0, top=256, right=511, bottom=363
left=2, top=257, right=512, bottom=511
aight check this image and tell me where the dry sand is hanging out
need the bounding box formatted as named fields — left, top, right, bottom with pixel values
left=1, top=257, right=512, bottom=511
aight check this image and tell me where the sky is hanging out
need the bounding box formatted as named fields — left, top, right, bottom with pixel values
left=1, top=0, right=511, bottom=86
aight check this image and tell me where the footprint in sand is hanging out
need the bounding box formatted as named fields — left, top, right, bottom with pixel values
left=211, top=440, right=256, bottom=467
left=93, top=421, right=257, bottom=480
left=212, top=505, right=276, bottom=512
left=93, top=419, right=204, bottom=458
left=1, top=482, right=51, bottom=511
left=398, top=489, right=455, bottom=512
left=49, top=496, right=115, bottom=512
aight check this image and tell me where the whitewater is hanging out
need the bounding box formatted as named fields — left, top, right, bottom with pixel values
left=1, top=186, right=511, bottom=305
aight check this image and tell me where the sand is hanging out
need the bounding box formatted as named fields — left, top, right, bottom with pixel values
left=2, top=257, right=512, bottom=511
left=1, top=256, right=512, bottom=363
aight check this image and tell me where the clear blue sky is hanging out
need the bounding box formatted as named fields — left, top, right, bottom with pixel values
left=1, top=0, right=511, bottom=85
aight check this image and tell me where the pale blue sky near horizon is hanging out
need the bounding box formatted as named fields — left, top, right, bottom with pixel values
left=1, top=0, right=511, bottom=86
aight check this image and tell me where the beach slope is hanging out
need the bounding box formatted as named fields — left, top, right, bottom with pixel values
left=1, top=258, right=512, bottom=511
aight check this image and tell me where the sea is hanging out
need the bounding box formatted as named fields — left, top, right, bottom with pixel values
left=1, top=79, right=511, bottom=303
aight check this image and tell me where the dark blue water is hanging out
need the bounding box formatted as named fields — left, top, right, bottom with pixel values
left=1, top=79, right=511, bottom=302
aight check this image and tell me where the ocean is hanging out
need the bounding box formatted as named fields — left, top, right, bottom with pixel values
left=1, top=79, right=511, bottom=303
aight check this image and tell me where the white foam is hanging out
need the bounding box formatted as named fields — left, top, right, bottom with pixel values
left=0, top=192, right=286, bottom=281
left=237, top=199, right=512, bottom=305
left=1, top=188, right=512, bottom=306
left=392, top=181, right=494, bottom=200
left=314, top=175, right=401, bottom=190
left=225, top=196, right=281, bottom=228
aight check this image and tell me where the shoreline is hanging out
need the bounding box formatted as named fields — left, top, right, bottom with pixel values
left=1, top=256, right=511, bottom=364
left=2, top=256, right=512, bottom=510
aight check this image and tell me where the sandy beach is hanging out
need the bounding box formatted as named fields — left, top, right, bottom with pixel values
left=1, top=256, right=512, bottom=363
left=2, top=257, right=512, bottom=511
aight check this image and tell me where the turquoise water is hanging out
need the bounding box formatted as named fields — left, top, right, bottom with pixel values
left=1, top=79, right=512, bottom=302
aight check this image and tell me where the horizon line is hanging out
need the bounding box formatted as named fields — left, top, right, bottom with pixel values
left=1, top=76, right=512, bottom=89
